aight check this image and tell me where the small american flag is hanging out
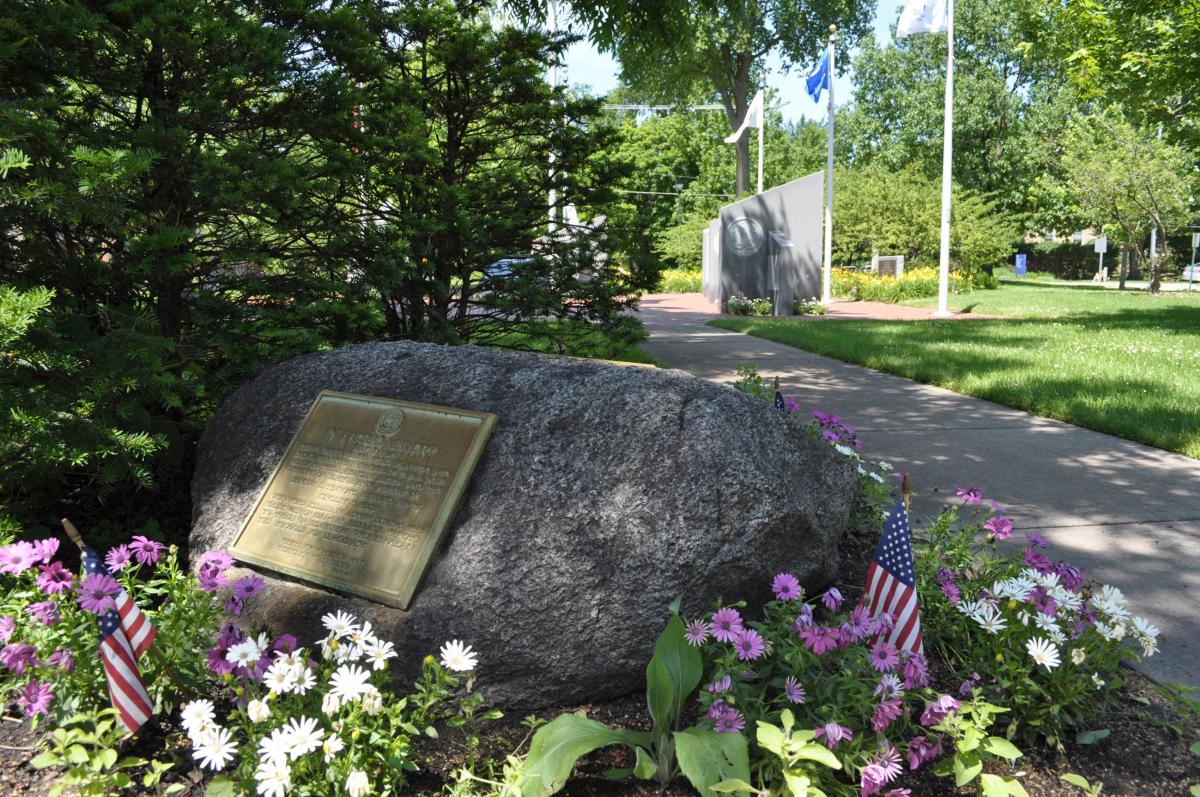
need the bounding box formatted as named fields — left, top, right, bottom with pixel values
left=774, top=390, right=785, bottom=410
left=862, top=499, right=923, bottom=653
left=81, top=545, right=156, bottom=734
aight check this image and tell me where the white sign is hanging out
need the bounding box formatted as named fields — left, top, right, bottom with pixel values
left=1094, top=236, right=1107, bottom=254
left=1192, top=232, right=1199, bottom=249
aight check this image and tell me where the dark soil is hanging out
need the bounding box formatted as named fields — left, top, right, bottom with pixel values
left=2, top=525, right=1196, bottom=796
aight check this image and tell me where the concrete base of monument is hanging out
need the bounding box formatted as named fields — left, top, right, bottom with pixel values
left=189, top=341, right=861, bottom=709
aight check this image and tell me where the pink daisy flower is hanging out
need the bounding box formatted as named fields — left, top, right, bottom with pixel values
left=772, top=572, right=802, bottom=601
left=983, top=516, right=1013, bottom=541
left=0, top=542, right=38, bottom=575
left=76, top=573, right=121, bottom=615
left=684, top=619, right=711, bottom=646
left=36, top=562, right=73, bottom=595
left=105, top=545, right=132, bottom=573
left=869, top=640, right=900, bottom=673
left=713, top=708, right=745, bottom=733
left=783, top=676, right=805, bottom=704
left=17, top=680, right=53, bottom=717
left=732, top=628, right=765, bottom=661
left=129, top=536, right=165, bottom=566
left=813, top=721, right=853, bottom=750
left=710, top=608, right=744, bottom=643
left=821, top=587, right=843, bottom=612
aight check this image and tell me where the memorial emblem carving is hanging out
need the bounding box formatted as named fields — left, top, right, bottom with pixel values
left=724, top=216, right=765, bottom=257
left=230, top=390, right=496, bottom=609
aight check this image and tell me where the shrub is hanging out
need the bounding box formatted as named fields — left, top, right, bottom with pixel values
left=794, top=297, right=827, bottom=315
left=914, top=491, right=1159, bottom=750
left=657, top=267, right=703, bottom=293
left=832, top=267, right=998, bottom=303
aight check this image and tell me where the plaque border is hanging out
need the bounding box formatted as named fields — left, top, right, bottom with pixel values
left=229, top=389, right=497, bottom=610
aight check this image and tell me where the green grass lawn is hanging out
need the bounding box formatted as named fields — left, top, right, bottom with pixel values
left=710, top=283, right=1200, bottom=458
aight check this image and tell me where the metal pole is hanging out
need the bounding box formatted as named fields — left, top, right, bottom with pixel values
left=821, top=25, right=836, bottom=305
left=757, top=88, right=764, bottom=194
left=1190, top=234, right=1197, bottom=291
left=1149, top=123, right=1163, bottom=270
left=547, top=0, right=558, bottom=232
left=933, top=0, right=955, bottom=318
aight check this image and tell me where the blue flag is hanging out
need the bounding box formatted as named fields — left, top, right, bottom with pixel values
left=806, top=49, right=831, bottom=103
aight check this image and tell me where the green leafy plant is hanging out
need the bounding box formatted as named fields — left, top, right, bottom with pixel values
left=794, top=297, right=827, bottom=315
left=28, top=709, right=177, bottom=797
left=1060, top=773, right=1104, bottom=796
left=928, top=699, right=1027, bottom=796
left=519, top=611, right=750, bottom=797
left=709, top=709, right=843, bottom=796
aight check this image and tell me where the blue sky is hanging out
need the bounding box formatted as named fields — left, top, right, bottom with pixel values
left=562, top=0, right=906, bottom=124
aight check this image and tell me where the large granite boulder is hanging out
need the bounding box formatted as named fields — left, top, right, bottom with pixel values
left=190, top=341, right=860, bottom=709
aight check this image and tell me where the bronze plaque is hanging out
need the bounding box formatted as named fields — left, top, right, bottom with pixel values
left=230, top=390, right=496, bottom=609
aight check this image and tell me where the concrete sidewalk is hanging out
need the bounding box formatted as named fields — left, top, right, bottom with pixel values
left=638, top=293, right=1200, bottom=686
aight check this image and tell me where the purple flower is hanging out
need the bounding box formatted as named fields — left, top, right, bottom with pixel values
left=784, top=676, right=806, bottom=704
left=76, top=574, right=120, bottom=614
left=987, top=499, right=1006, bottom=512
left=821, top=587, right=843, bottom=612
left=685, top=619, right=711, bottom=646
left=36, top=562, right=73, bottom=595
left=217, top=622, right=244, bottom=648
left=732, top=628, right=766, bottom=661
left=862, top=763, right=889, bottom=797
left=707, top=675, right=732, bottom=693
left=903, top=653, right=930, bottom=689
left=875, top=674, right=903, bottom=699
left=0, top=542, right=38, bottom=575
left=1032, top=588, right=1058, bottom=617
left=0, top=615, right=14, bottom=643
left=710, top=608, right=744, bottom=643
left=1026, top=533, right=1049, bottom=548
left=871, top=611, right=895, bottom=636
left=772, top=572, right=802, bottom=601
left=811, top=410, right=829, bottom=423
left=793, top=603, right=814, bottom=631
left=17, top=680, right=53, bottom=717
left=707, top=699, right=728, bottom=719
left=798, top=625, right=839, bottom=655
left=27, top=600, right=59, bottom=626
left=884, top=790, right=912, bottom=797
left=713, top=708, right=745, bottom=733
left=129, top=536, right=165, bottom=566
left=31, top=538, right=59, bottom=564
left=920, top=695, right=961, bottom=727
left=869, top=640, right=901, bottom=673
left=983, top=516, right=1013, bottom=541
left=48, top=648, right=74, bottom=673
left=935, top=567, right=956, bottom=584
left=813, top=722, right=853, bottom=750
left=822, top=429, right=839, bottom=442
left=271, top=634, right=298, bottom=654
left=956, top=487, right=983, bottom=505
left=199, top=569, right=225, bottom=593
left=231, top=574, right=264, bottom=598
left=105, top=545, right=132, bottom=573
left=224, top=594, right=244, bottom=616
left=1024, top=548, right=1051, bottom=572
left=940, top=581, right=961, bottom=604
left=907, top=734, right=944, bottom=770
left=842, top=605, right=872, bottom=642
left=958, top=674, right=980, bottom=697
left=784, top=397, right=801, bottom=413
left=206, top=646, right=236, bottom=676
left=198, top=551, right=235, bottom=572
left=1052, top=561, right=1086, bottom=592
left=871, top=698, right=904, bottom=732
left=1, top=643, right=40, bottom=674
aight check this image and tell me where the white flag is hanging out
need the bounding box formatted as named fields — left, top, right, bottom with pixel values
left=897, top=0, right=947, bottom=37
left=724, top=89, right=763, bottom=143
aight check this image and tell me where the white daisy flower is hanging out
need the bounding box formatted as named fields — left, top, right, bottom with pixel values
left=1026, top=636, right=1061, bottom=671
left=255, top=759, right=292, bottom=797
left=225, top=638, right=264, bottom=667
left=1139, top=636, right=1159, bottom=657
left=321, top=610, right=359, bottom=639
left=347, top=621, right=376, bottom=649
left=1132, top=617, right=1159, bottom=643
left=283, top=716, right=324, bottom=758
left=956, top=600, right=984, bottom=619
left=363, top=640, right=397, bottom=672
left=1033, top=613, right=1059, bottom=633
left=1031, top=571, right=1061, bottom=590
left=1092, top=672, right=1105, bottom=689
left=274, top=648, right=305, bottom=669
left=976, top=607, right=1007, bottom=635
left=1098, top=584, right=1127, bottom=608
left=322, top=734, right=345, bottom=763
left=878, top=461, right=894, bottom=472
left=181, top=699, right=217, bottom=738
left=834, top=443, right=854, bottom=457
left=329, top=664, right=372, bottom=701
left=321, top=691, right=341, bottom=715
left=438, top=640, right=478, bottom=672
left=361, top=686, right=383, bottom=716
left=257, top=727, right=293, bottom=768
left=1046, top=627, right=1067, bottom=645
left=193, top=725, right=237, bottom=771
left=247, top=698, right=271, bottom=723
left=346, top=770, right=371, bottom=797
left=1052, top=588, right=1082, bottom=612
left=1071, top=648, right=1086, bottom=665
left=263, top=660, right=298, bottom=695
left=293, top=667, right=317, bottom=695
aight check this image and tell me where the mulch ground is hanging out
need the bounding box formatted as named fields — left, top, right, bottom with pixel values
left=2, top=527, right=1196, bottom=796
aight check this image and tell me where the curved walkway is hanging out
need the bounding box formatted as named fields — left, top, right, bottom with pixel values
left=638, top=293, right=1200, bottom=686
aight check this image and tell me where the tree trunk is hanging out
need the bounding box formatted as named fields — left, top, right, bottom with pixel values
left=721, top=55, right=754, bottom=196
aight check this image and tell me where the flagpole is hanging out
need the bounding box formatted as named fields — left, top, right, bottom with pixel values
left=933, top=0, right=954, bottom=317
left=757, top=86, right=764, bottom=194
left=547, top=0, right=558, bottom=232
left=821, top=25, right=836, bottom=305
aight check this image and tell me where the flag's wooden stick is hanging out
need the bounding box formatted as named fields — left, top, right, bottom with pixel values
left=61, top=518, right=185, bottom=699
left=902, top=473, right=912, bottom=514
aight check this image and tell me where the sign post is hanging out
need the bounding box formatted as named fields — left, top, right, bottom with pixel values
left=1094, top=236, right=1108, bottom=282
left=1190, top=232, right=1198, bottom=291
left=1014, top=253, right=1027, bottom=277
